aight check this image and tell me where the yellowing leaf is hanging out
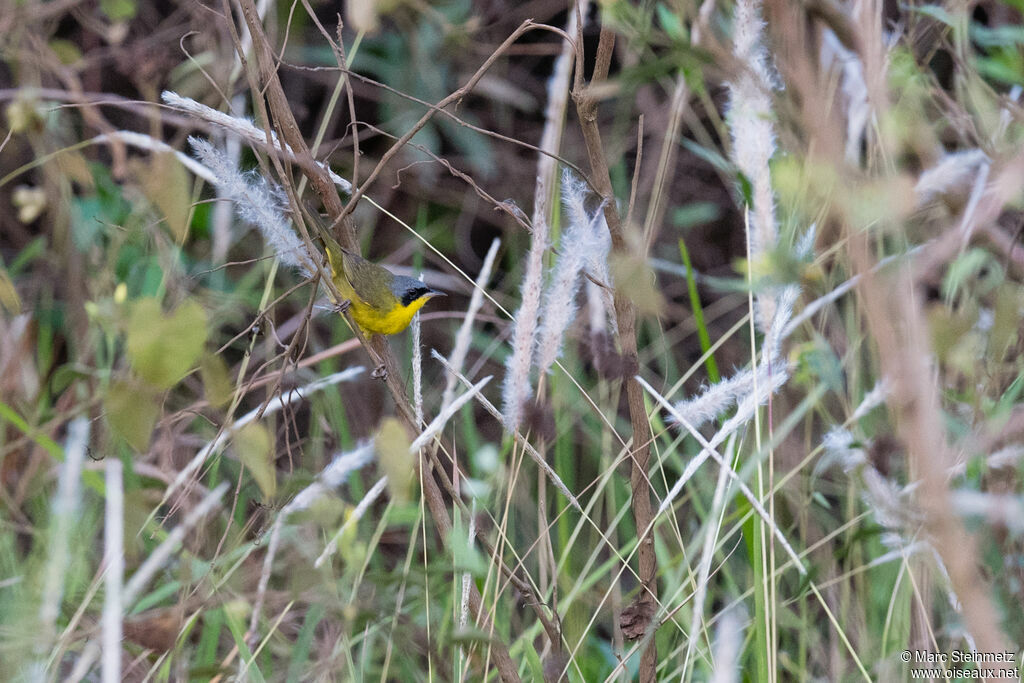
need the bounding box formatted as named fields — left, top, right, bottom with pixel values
left=841, top=175, right=916, bottom=230
left=376, top=418, right=414, bottom=504
left=49, top=39, right=83, bottom=66
left=126, top=298, right=207, bottom=389
left=236, top=423, right=275, bottom=499
left=56, top=151, right=95, bottom=189
left=122, top=489, right=154, bottom=562
left=336, top=506, right=365, bottom=566
left=141, top=152, right=191, bottom=242
left=6, top=98, right=41, bottom=133
left=989, top=284, right=1023, bottom=360
left=0, top=269, right=21, bottom=315
left=927, top=304, right=975, bottom=364
left=105, top=379, right=159, bottom=451
left=199, top=353, right=233, bottom=409
left=610, top=252, right=665, bottom=318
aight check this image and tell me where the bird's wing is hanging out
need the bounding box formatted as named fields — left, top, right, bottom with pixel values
left=343, top=251, right=395, bottom=310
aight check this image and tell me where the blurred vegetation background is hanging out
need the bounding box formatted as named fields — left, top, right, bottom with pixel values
left=1, top=0, right=1023, bottom=680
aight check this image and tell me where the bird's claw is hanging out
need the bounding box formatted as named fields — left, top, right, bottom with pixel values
left=372, top=364, right=388, bottom=381
left=332, top=299, right=351, bottom=315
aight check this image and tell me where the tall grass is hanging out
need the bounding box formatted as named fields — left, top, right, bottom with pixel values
left=1, top=0, right=1023, bottom=681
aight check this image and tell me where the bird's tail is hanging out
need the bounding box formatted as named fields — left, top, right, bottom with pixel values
left=301, top=205, right=348, bottom=280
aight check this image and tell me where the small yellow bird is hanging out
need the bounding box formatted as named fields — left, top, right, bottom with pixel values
left=310, top=216, right=445, bottom=336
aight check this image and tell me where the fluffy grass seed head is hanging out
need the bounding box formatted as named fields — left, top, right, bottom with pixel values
left=535, top=172, right=609, bottom=375
left=728, top=0, right=781, bottom=332
left=190, top=137, right=317, bottom=276
left=501, top=219, right=547, bottom=431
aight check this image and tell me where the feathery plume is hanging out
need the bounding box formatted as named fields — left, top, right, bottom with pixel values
left=815, top=427, right=866, bottom=475
left=727, top=0, right=780, bottom=332
left=90, top=131, right=218, bottom=184
left=442, top=238, right=500, bottom=413
left=162, top=91, right=353, bottom=193
left=821, top=30, right=870, bottom=164
left=710, top=607, right=746, bottom=683
left=762, top=283, right=799, bottom=361
left=951, top=491, right=1024, bottom=535
left=535, top=175, right=595, bottom=375
left=914, top=149, right=989, bottom=205
left=644, top=365, right=791, bottom=512
left=502, top=220, right=546, bottom=430
left=502, top=3, right=585, bottom=430
left=851, top=379, right=889, bottom=422
left=102, top=459, right=124, bottom=683
left=671, top=367, right=758, bottom=431
left=861, top=467, right=918, bottom=529
left=39, top=417, right=89, bottom=643
left=672, top=279, right=795, bottom=430
left=988, top=445, right=1024, bottom=469
left=586, top=279, right=608, bottom=342
left=189, top=137, right=318, bottom=276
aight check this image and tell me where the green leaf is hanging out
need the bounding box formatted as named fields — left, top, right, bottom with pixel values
left=126, top=298, right=207, bottom=389
left=655, top=3, right=687, bottom=41
left=199, top=353, right=233, bottom=409
left=100, top=0, right=137, bottom=21
left=976, top=50, right=1024, bottom=86
left=105, top=379, right=159, bottom=451
left=286, top=603, right=325, bottom=683
left=236, top=423, right=275, bottom=499
left=523, top=640, right=546, bottom=682
left=672, top=201, right=720, bottom=229
left=942, top=248, right=991, bottom=301
left=969, top=24, right=1024, bottom=47
left=451, top=514, right=487, bottom=577
left=678, top=238, right=719, bottom=381
left=680, top=138, right=733, bottom=174
left=376, top=417, right=414, bottom=504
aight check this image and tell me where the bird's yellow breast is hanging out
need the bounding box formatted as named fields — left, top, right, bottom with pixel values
left=348, top=295, right=430, bottom=336
left=324, top=245, right=433, bottom=336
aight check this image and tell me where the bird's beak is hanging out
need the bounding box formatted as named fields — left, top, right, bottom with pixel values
left=428, top=289, right=447, bottom=299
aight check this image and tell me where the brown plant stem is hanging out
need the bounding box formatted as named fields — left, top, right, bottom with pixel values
left=571, top=22, right=659, bottom=682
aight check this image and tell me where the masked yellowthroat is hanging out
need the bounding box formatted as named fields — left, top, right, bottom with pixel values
left=309, top=217, right=445, bottom=337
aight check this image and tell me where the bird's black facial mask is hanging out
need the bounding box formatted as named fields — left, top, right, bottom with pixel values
left=400, top=286, right=436, bottom=307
